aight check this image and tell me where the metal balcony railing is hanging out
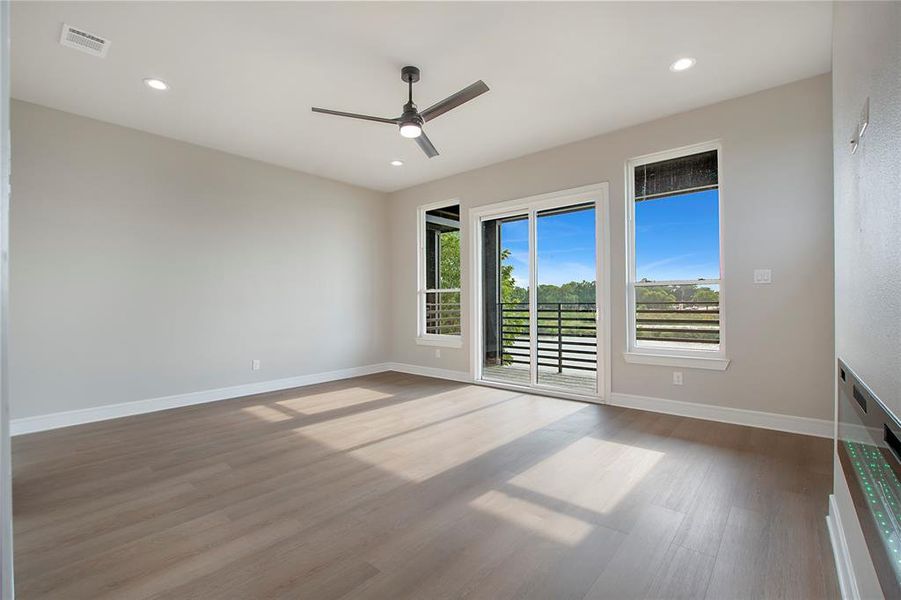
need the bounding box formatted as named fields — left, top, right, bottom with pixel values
left=499, top=302, right=597, bottom=373
left=425, top=295, right=461, bottom=335
left=636, top=300, right=719, bottom=344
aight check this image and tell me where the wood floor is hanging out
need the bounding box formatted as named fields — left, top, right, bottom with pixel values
left=12, top=372, right=839, bottom=599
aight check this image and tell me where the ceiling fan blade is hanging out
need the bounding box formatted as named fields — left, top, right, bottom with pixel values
left=420, top=80, right=489, bottom=123
left=311, top=107, right=398, bottom=125
left=415, top=131, right=439, bottom=158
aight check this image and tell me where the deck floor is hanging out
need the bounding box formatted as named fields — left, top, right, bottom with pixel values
left=483, top=363, right=597, bottom=393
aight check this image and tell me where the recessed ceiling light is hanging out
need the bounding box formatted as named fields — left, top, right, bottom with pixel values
left=143, top=78, right=169, bottom=91
left=390, top=160, right=404, bottom=167
left=669, top=57, right=696, bottom=72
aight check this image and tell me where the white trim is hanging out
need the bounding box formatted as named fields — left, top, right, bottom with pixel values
left=0, top=2, right=11, bottom=596
left=12, top=360, right=833, bottom=445
left=416, top=199, right=462, bottom=342
left=623, top=351, right=730, bottom=371
left=468, top=182, right=611, bottom=401
left=415, top=335, right=463, bottom=349
left=827, top=493, right=860, bottom=600
left=476, top=378, right=601, bottom=404
left=625, top=140, right=727, bottom=362
left=385, top=362, right=471, bottom=383
left=609, top=392, right=833, bottom=438
left=390, top=366, right=828, bottom=437
left=10, top=363, right=391, bottom=436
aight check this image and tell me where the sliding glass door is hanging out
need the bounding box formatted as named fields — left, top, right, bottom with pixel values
left=480, top=212, right=530, bottom=386
left=535, top=204, right=597, bottom=392
left=478, top=193, right=602, bottom=396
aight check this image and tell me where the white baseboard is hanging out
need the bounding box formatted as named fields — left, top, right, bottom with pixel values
left=11, top=363, right=391, bottom=436
left=11, top=361, right=832, bottom=441
left=827, top=493, right=859, bottom=600
left=608, top=392, right=833, bottom=438
left=384, top=362, right=472, bottom=383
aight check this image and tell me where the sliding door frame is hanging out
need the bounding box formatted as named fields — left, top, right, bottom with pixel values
left=468, top=182, right=611, bottom=403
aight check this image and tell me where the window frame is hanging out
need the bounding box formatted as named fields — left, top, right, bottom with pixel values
left=416, top=199, right=463, bottom=348
left=624, top=141, right=729, bottom=371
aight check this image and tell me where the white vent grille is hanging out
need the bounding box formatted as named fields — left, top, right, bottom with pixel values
left=59, top=24, right=110, bottom=58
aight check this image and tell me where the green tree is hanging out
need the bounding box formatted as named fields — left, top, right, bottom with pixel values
left=438, top=231, right=460, bottom=288
left=500, top=249, right=528, bottom=304
left=636, top=286, right=677, bottom=306
left=691, top=286, right=719, bottom=303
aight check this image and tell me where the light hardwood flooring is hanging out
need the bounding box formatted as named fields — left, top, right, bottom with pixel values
left=13, top=372, right=839, bottom=599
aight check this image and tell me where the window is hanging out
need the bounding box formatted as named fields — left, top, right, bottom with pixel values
left=626, top=143, right=727, bottom=369
left=417, top=202, right=462, bottom=346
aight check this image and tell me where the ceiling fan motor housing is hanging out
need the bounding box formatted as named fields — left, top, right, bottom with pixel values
left=401, top=66, right=421, bottom=83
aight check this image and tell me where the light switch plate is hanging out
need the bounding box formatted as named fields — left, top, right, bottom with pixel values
left=673, top=371, right=683, bottom=385
left=753, top=269, right=772, bottom=284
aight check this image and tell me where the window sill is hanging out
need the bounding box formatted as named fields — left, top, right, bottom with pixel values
left=623, top=351, right=730, bottom=371
left=416, top=336, right=463, bottom=349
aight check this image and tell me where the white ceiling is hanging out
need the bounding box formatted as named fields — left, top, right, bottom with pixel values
left=11, top=2, right=832, bottom=192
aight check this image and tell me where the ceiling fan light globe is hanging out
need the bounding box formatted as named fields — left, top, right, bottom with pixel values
left=399, top=123, right=422, bottom=138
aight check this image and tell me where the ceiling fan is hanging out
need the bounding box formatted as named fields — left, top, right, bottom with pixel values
left=312, top=66, right=489, bottom=159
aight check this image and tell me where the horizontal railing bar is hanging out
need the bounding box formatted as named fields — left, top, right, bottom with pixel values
left=637, top=337, right=719, bottom=344
left=537, top=348, right=597, bottom=355
left=538, top=355, right=597, bottom=364
left=637, top=319, right=720, bottom=325
left=538, top=363, right=596, bottom=372
left=499, top=302, right=596, bottom=305
left=637, top=309, right=718, bottom=314
left=636, top=327, right=718, bottom=333
left=633, top=280, right=719, bottom=287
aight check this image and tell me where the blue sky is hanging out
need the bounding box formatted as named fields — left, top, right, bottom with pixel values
left=501, top=208, right=597, bottom=287
left=499, top=190, right=719, bottom=286
left=635, top=189, right=719, bottom=281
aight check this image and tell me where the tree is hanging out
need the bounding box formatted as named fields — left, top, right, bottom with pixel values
left=438, top=231, right=460, bottom=288
left=636, top=286, right=677, bottom=306
left=691, top=286, right=719, bottom=303
left=500, top=249, right=528, bottom=304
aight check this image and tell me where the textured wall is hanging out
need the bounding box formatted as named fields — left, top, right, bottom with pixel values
left=831, top=3, right=901, bottom=597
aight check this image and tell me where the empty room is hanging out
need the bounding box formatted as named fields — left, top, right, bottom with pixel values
left=0, top=1, right=899, bottom=599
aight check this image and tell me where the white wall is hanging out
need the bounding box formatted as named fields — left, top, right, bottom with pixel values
left=387, top=75, right=835, bottom=421
left=831, top=2, right=901, bottom=597
left=9, top=100, right=389, bottom=420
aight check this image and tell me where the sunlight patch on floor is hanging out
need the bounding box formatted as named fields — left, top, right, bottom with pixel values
left=344, top=395, right=584, bottom=481
left=275, top=387, right=393, bottom=414
left=239, top=404, right=295, bottom=422
left=293, top=386, right=509, bottom=453
left=508, top=437, right=664, bottom=513
left=297, top=389, right=583, bottom=482
left=470, top=489, right=593, bottom=545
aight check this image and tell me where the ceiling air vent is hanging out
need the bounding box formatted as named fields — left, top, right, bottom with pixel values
left=59, top=23, right=110, bottom=58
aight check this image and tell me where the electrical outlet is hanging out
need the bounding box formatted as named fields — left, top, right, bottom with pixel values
left=753, top=269, right=772, bottom=284
left=673, top=371, right=683, bottom=385
left=434, top=349, right=441, bottom=358
left=252, top=359, right=261, bottom=371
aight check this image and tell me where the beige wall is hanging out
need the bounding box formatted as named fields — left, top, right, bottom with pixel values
left=831, top=3, right=901, bottom=597
left=10, top=100, right=389, bottom=420
left=388, top=75, right=834, bottom=421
